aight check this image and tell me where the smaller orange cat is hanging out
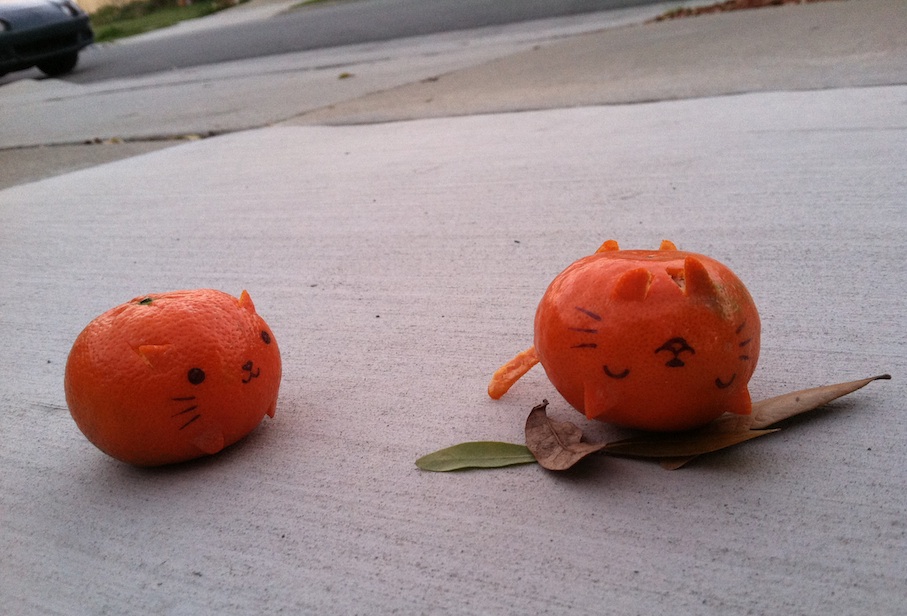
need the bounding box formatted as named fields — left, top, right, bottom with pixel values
left=65, top=289, right=281, bottom=466
left=490, top=240, right=760, bottom=431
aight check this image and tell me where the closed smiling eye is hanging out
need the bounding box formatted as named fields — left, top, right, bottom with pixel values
left=604, top=365, right=630, bottom=379
left=715, top=374, right=736, bottom=389
left=568, top=307, right=630, bottom=378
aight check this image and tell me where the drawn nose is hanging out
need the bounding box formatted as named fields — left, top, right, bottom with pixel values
left=655, top=337, right=695, bottom=368
left=242, top=360, right=261, bottom=383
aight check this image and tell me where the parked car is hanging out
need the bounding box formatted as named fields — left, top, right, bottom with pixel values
left=0, top=0, right=93, bottom=77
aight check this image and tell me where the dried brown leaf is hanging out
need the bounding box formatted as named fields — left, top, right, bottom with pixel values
left=659, top=457, right=699, bottom=471
left=524, top=400, right=607, bottom=471
left=655, top=373, right=891, bottom=469
left=750, top=374, right=891, bottom=429
left=510, top=375, right=891, bottom=473
left=602, top=429, right=778, bottom=460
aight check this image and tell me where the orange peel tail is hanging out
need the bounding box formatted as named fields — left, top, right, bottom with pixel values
left=488, top=346, right=540, bottom=399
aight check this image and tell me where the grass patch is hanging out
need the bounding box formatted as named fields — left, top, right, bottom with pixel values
left=288, top=0, right=356, bottom=12
left=649, top=0, right=842, bottom=22
left=91, top=0, right=246, bottom=42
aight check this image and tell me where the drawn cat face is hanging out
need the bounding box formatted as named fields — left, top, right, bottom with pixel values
left=65, top=289, right=282, bottom=466
left=534, top=241, right=760, bottom=431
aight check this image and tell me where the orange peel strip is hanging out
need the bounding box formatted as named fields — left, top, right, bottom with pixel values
left=488, top=346, right=540, bottom=399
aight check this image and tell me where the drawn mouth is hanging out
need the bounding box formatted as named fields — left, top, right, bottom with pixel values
left=656, top=337, right=696, bottom=368
left=242, top=361, right=260, bottom=383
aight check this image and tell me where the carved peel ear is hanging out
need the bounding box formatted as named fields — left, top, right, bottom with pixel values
left=725, top=386, right=753, bottom=416
left=135, top=344, right=172, bottom=369
left=239, top=290, right=256, bottom=315
left=191, top=429, right=226, bottom=455
left=683, top=256, right=718, bottom=301
left=613, top=268, right=652, bottom=301
left=595, top=239, right=620, bottom=253
left=584, top=383, right=621, bottom=421
left=659, top=239, right=678, bottom=251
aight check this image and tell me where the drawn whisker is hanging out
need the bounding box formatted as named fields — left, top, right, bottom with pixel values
left=172, top=396, right=195, bottom=401
left=736, top=320, right=747, bottom=334
left=569, top=327, right=598, bottom=333
left=572, top=343, right=598, bottom=349
left=739, top=355, right=750, bottom=361
left=739, top=338, right=752, bottom=347
left=575, top=307, right=602, bottom=321
left=179, top=415, right=202, bottom=430
left=172, top=405, right=198, bottom=417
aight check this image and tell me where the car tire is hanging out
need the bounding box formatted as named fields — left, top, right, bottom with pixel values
left=36, top=51, right=79, bottom=77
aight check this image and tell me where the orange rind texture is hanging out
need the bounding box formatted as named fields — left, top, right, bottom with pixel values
left=493, top=240, right=760, bottom=431
left=65, top=289, right=282, bottom=466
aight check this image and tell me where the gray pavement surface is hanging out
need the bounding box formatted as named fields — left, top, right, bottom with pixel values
left=293, top=0, right=907, bottom=124
left=0, top=0, right=693, bottom=189
left=2, top=1, right=906, bottom=614
left=4, top=0, right=905, bottom=188
left=68, top=0, right=671, bottom=81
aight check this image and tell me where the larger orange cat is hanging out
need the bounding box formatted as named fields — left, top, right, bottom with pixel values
left=489, top=240, right=760, bottom=431
left=65, top=289, right=281, bottom=466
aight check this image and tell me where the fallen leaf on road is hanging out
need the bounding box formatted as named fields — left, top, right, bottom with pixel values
left=416, top=441, right=535, bottom=472
left=416, top=374, right=889, bottom=472
left=657, top=373, right=891, bottom=469
left=749, top=373, right=890, bottom=429
left=601, top=428, right=779, bottom=460
left=524, top=400, right=607, bottom=470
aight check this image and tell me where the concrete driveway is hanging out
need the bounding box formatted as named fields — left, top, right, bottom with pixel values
left=1, top=1, right=905, bottom=614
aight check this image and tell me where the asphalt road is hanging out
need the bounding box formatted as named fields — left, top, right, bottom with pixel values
left=67, top=0, right=662, bottom=83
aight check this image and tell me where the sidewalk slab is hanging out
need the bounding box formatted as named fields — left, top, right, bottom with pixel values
left=0, top=2, right=681, bottom=150
left=2, top=0, right=903, bottom=190
left=1, top=85, right=904, bottom=614
left=290, top=0, right=907, bottom=124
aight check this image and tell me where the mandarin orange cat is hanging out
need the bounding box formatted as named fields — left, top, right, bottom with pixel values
left=65, top=289, right=281, bottom=465
left=489, top=240, right=760, bottom=431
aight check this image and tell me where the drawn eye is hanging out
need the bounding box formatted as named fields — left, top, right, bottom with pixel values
left=261, top=330, right=271, bottom=344
left=187, top=368, right=206, bottom=385
left=715, top=374, right=736, bottom=389
left=604, top=365, right=630, bottom=379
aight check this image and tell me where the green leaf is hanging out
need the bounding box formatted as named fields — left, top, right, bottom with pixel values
left=416, top=441, right=536, bottom=472
left=419, top=375, right=891, bottom=474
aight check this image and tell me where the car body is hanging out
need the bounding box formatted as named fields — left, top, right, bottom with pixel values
left=0, top=0, right=93, bottom=77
